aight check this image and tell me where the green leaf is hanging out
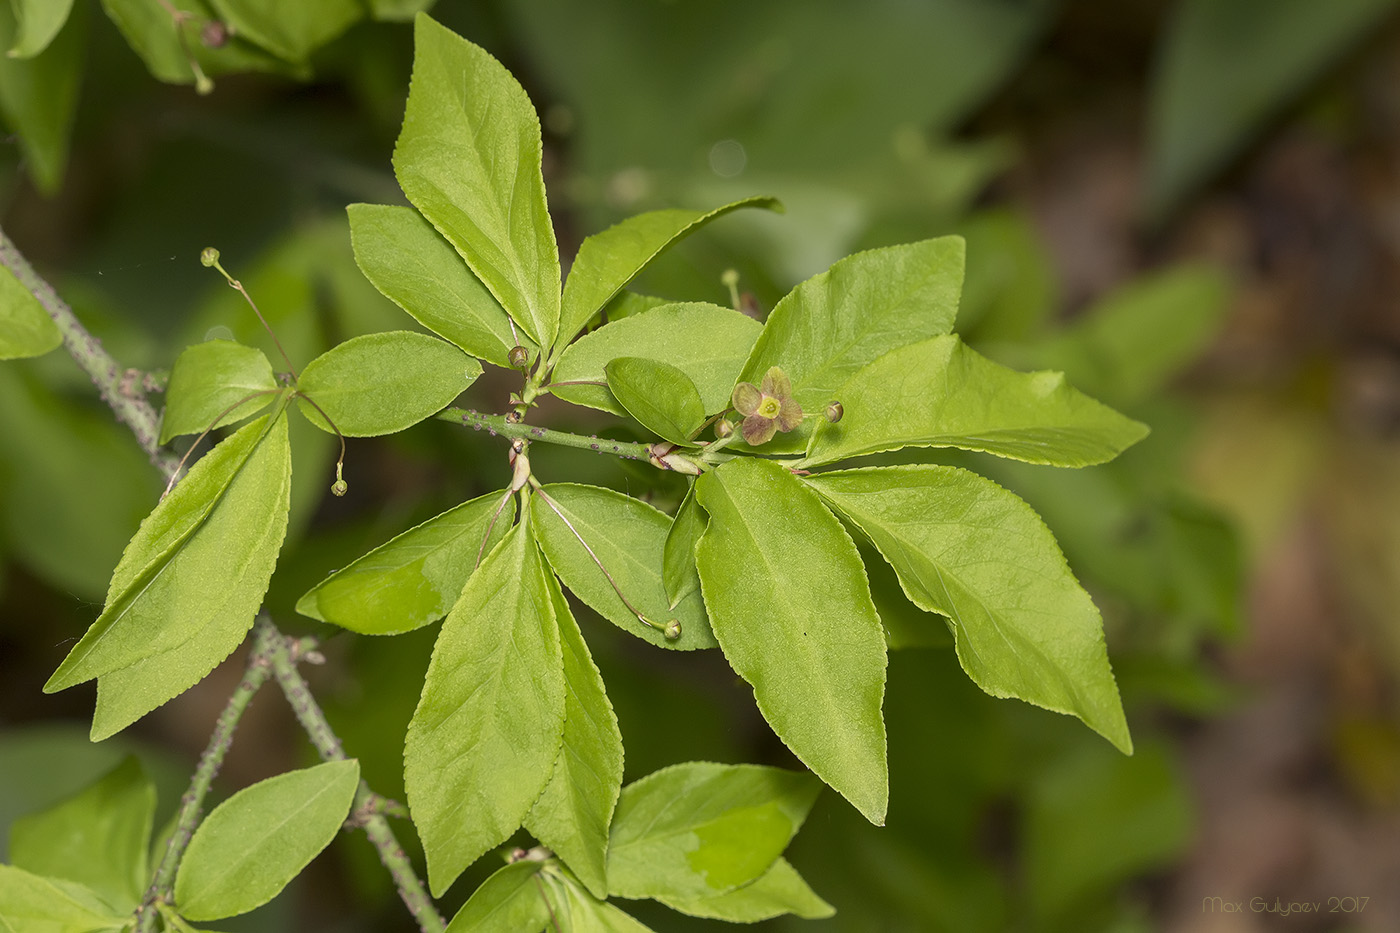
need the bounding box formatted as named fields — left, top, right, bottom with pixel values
left=295, top=331, right=480, bottom=437
left=0, top=865, right=127, bottom=932
left=347, top=203, right=533, bottom=369
left=405, top=519, right=566, bottom=896
left=5, top=0, right=75, bottom=58
left=89, top=423, right=291, bottom=742
left=734, top=237, right=965, bottom=452
left=662, top=485, right=704, bottom=610
left=1146, top=0, right=1396, bottom=218
left=444, top=861, right=551, bottom=933
left=529, top=483, right=716, bottom=651
left=0, top=1, right=83, bottom=193
left=607, top=762, right=820, bottom=901
left=160, top=340, right=277, bottom=444
left=394, top=14, right=561, bottom=348
left=694, top=459, right=887, bottom=824
left=8, top=757, right=155, bottom=912
left=45, top=413, right=291, bottom=694
left=0, top=264, right=61, bottom=360
left=207, top=0, right=363, bottom=63
left=551, top=302, right=761, bottom=416
left=99, top=0, right=296, bottom=89
left=657, top=857, right=834, bottom=922
left=806, top=465, right=1132, bottom=753
left=296, top=491, right=515, bottom=635
left=525, top=572, right=624, bottom=899
left=556, top=197, right=780, bottom=347
left=538, top=866, right=654, bottom=933
left=603, top=357, right=705, bottom=445
left=806, top=335, right=1148, bottom=468
left=174, top=760, right=360, bottom=921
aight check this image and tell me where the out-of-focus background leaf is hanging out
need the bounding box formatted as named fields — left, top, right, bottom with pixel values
left=6, top=0, right=1400, bottom=930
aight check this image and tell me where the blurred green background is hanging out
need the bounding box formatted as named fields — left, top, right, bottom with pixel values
left=5, top=0, right=1400, bottom=930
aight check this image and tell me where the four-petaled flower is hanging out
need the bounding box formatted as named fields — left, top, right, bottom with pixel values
left=732, top=366, right=803, bottom=445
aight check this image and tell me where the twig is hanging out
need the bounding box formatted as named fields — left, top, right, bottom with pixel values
left=133, top=622, right=277, bottom=932
left=440, top=408, right=652, bottom=461
left=0, top=225, right=181, bottom=478
left=260, top=618, right=446, bottom=933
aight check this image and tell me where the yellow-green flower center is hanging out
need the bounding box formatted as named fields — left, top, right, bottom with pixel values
left=757, top=396, right=782, bottom=418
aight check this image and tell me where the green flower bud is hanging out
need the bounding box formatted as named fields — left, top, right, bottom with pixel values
left=200, top=247, right=220, bottom=267
left=331, top=479, right=348, bottom=497
left=664, top=619, right=682, bottom=640
left=715, top=418, right=734, bottom=438
left=825, top=401, right=844, bottom=423
left=508, top=345, right=530, bottom=369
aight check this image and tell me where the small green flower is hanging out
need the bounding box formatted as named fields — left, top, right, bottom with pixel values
left=732, top=366, right=803, bottom=445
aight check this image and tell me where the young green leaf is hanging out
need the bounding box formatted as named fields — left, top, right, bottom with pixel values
left=7, top=756, right=155, bottom=912
left=806, top=465, right=1133, bottom=753
left=393, top=14, right=561, bottom=348
left=296, top=491, right=516, bottom=634
left=550, top=302, right=761, bottom=416
left=5, top=0, right=75, bottom=58
left=206, top=0, right=363, bottom=63
left=529, top=483, right=716, bottom=650
left=160, top=339, right=278, bottom=444
left=296, top=330, right=480, bottom=436
left=525, top=571, right=624, bottom=899
left=0, top=264, right=62, bottom=360
left=657, top=857, right=834, bottom=922
left=174, top=760, right=361, bottom=921
left=538, top=865, right=655, bottom=933
left=734, top=237, right=965, bottom=452
left=694, top=458, right=888, bottom=824
left=662, top=485, right=705, bottom=610
left=0, top=864, right=128, bottom=932
left=45, top=413, right=292, bottom=694
left=805, top=335, right=1149, bottom=468
left=0, top=0, right=83, bottom=193
left=444, top=861, right=551, bottom=933
left=604, top=357, right=706, bottom=445
left=556, top=197, right=780, bottom=347
left=347, top=203, right=532, bottom=369
left=405, top=519, right=566, bottom=896
left=607, top=762, right=820, bottom=901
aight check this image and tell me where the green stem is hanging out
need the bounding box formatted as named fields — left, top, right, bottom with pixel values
left=441, top=408, right=654, bottom=462
left=261, top=618, right=447, bottom=933
left=133, top=622, right=278, bottom=932
left=0, top=224, right=181, bottom=479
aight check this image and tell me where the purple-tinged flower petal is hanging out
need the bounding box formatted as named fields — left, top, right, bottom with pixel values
left=741, top=414, right=778, bottom=445
left=732, top=382, right=762, bottom=416
left=776, top=398, right=804, bottom=432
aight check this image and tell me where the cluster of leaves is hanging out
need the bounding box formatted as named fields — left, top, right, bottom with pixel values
left=0, top=0, right=437, bottom=193
left=2, top=756, right=360, bottom=932
left=2, top=11, right=1158, bottom=932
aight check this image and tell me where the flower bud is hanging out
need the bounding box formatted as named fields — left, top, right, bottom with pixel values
left=825, top=401, right=844, bottom=423
left=201, top=21, right=230, bottom=48
left=508, top=345, right=530, bottom=369
left=331, top=479, right=348, bottom=497
left=200, top=247, right=220, bottom=267
left=664, top=619, right=682, bottom=640
left=715, top=419, right=734, bottom=438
